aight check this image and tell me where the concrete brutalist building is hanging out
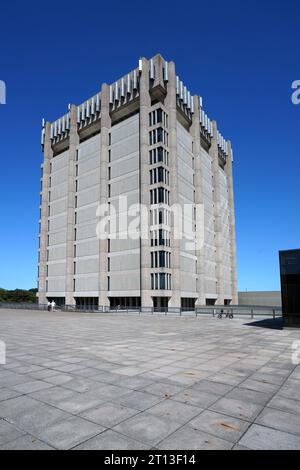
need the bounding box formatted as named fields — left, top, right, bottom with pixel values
left=38, top=54, right=238, bottom=309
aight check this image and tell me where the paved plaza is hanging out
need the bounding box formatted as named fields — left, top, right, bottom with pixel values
left=0, top=308, right=300, bottom=450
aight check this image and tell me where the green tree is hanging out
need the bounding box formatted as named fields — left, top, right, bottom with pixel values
left=0, top=288, right=38, bottom=303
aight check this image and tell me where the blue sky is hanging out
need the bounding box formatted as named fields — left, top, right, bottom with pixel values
left=0, top=0, right=299, bottom=291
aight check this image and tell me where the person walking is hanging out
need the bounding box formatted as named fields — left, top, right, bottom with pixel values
left=51, top=300, right=56, bottom=312
left=47, top=301, right=51, bottom=312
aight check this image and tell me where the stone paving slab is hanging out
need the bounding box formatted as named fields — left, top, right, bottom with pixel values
left=146, top=398, right=202, bottom=424
left=30, top=415, right=105, bottom=450
left=255, top=407, right=300, bottom=436
left=0, top=434, right=54, bottom=450
left=267, top=395, right=300, bottom=415
left=209, top=397, right=264, bottom=422
left=0, top=387, right=22, bottom=402
left=0, top=418, right=25, bottom=445
left=112, top=390, right=164, bottom=411
left=239, top=424, right=300, bottom=450
left=74, top=429, right=149, bottom=450
left=0, top=308, right=300, bottom=450
left=0, top=395, right=72, bottom=435
left=80, top=402, right=140, bottom=427
left=188, top=410, right=251, bottom=443
left=156, top=425, right=233, bottom=450
left=113, top=412, right=182, bottom=447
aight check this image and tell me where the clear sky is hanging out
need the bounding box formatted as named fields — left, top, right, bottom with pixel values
left=0, top=0, right=299, bottom=291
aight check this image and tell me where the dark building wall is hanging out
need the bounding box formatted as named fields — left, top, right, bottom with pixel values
left=279, top=249, right=300, bottom=327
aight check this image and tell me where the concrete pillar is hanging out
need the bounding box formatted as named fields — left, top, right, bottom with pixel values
left=38, top=122, right=52, bottom=305
left=65, top=105, right=78, bottom=306
left=211, top=121, right=224, bottom=305
left=191, top=96, right=205, bottom=306
left=225, top=141, right=238, bottom=304
left=139, top=58, right=152, bottom=307
left=153, top=54, right=164, bottom=87
left=98, top=84, right=111, bottom=307
left=166, top=61, right=180, bottom=308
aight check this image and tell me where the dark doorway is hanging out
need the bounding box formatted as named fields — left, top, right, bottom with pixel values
left=109, top=297, right=141, bottom=309
left=75, top=297, right=98, bottom=310
left=152, top=297, right=169, bottom=309
left=181, top=298, right=196, bottom=311
left=206, top=298, right=216, bottom=306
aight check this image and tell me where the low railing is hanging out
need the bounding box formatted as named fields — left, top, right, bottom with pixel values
left=195, top=305, right=282, bottom=320
left=0, top=302, right=46, bottom=310
left=0, top=302, right=282, bottom=319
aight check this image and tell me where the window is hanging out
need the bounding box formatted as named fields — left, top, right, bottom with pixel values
left=150, top=167, right=169, bottom=186
left=151, top=229, right=170, bottom=247
left=159, top=273, right=166, bottom=289
left=150, top=169, right=155, bottom=185
left=151, top=250, right=170, bottom=268
left=149, top=149, right=153, bottom=165
left=149, top=147, right=169, bottom=165
left=151, top=273, right=171, bottom=290
left=150, top=188, right=169, bottom=206
left=149, top=131, right=153, bottom=146
left=157, top=108, right=162, bottom=124
left=149, top=108, right=167, bottom=127
left=158, top=187, right=164, bottom=203
left=158, top=209, right=163, bottom=224
left=157, top=127, right=163, bottom=143
left=149, top=128, right=168, bottom=146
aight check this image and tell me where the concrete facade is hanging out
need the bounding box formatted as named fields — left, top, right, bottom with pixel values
left=238, top=291, right=282, bottom=307
left=38, top=54, right=238, bottom=308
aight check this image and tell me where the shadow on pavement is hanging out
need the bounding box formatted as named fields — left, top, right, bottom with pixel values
left=245, top=317, right=283, bottom=330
